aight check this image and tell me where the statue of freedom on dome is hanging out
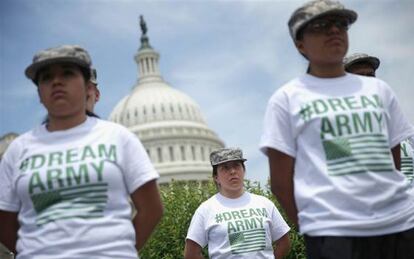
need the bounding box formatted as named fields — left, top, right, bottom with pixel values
left=140, top=15, right=147, bottom=35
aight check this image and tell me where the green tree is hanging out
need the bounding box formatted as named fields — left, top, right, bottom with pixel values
left=140, top=180, right=305, bottom=258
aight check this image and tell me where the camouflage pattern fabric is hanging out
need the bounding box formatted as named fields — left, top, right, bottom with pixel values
left=210, top=148, right=247, bottom=166
left=288, top=0, right=357, bottom=40
left=25, top=45, right=92, bottom=80
left=344, top=53, right=380, bottom=70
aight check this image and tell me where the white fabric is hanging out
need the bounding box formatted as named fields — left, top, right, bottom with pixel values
left=260, top=73, right=414, bottom=236
left=401, top=138, right=414, bottom=184
left=186, top=192, right=290, bottom=259
left=0, top=117, right=158, bottom=259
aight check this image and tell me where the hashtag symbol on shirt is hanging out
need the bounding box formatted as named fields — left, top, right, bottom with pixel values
left=299, top=104, right=313, bottom=122
left=215, top=213, right=223, bottom=223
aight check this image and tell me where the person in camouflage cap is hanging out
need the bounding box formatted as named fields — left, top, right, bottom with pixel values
left=343, top=53, right=380, bottom=77
left=260, top=0, right=414, bottom=258
left=185, top=147, right=291, bottom=258
left=0, top=45, right=163, bottom=258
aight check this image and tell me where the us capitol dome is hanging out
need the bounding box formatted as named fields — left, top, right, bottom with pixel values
left=108, top=17, right=224, bottom=183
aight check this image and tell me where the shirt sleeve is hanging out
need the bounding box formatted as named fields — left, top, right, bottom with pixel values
left=269, top=201, right=290, bottom=242
left=260, top=91, right=296, bottom=157
left=120, top=128, right=159, bottom=194
left=186, top=205, right=208, bottom=248
left=0, top=143, right=21, bottom=212
left=382, top=82, right=414, bottom=147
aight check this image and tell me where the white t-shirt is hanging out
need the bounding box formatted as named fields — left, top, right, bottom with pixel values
left=260, top=73, right=414, bottom=236
left=186, top=192, right=290, bottom=259
left=401, top=138, right=414, bottom=184
left=0, top=117, right=159, bottom=259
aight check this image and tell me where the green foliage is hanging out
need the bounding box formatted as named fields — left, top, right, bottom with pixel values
left=140, top=179, right=306, bottom=259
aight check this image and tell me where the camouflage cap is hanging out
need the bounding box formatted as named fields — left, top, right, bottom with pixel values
left=343, top=53, right=380, bottom=71
left=90, top=68, right=98, bottom=85
left=210, top=148, right=247, bottom=166
left=288, top=0, right=357, bottom=40
left=25, top=45, right=92, bottom=80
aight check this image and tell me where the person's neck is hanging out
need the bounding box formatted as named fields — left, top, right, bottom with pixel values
left=47, top=113, right=87, bottom=132
left=220, top=188, right=244, bottom=199
left=308, top=63, right=345, bottom=78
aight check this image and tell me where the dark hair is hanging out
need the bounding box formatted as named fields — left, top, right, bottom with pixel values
left=294, top=27, right=309, bottom=61
left=212, top=165, right=218, bottom=177
left=86, top=110, right=99, bottom=118
left=33, top=65, right=91, bottom=86
left=296, top=27, right=305, bottom=41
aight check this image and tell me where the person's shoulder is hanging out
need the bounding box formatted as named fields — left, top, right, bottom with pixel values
left=278, top=77, right=303, bottom=92
left=348, top=73, right=388, bottom=87
left=94, top=117, right=122, bottom=128
left=196, top=194, right=219, bottom=212
left=248, top=192, right=271, bottom=201
left=248, top=192, right=276, bottom=207
left=93, top=118, right=135, bottom=136
left=370, top=77, right=391, bottom=89
left=344, top=73, right=394, bottom=96
left=204, top=193, right=220, bottom=205
left=1, top=127, right=40, bottom=160
left=268, top=77, right=303, bottom=102
left=12, top=125, right=44, bottom=144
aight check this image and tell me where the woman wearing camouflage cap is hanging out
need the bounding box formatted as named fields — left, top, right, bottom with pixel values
left=0, top=45, right=163, bottom=258
left=260, top=0, right=414, bottom=258
left=184, top=148, right=290, bottom=259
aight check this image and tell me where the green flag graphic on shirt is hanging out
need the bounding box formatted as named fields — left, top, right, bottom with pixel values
left=323, top=133, right=394, bottom=176
left=31, top=183, right=108, bottom=226
left=401, top=157, right=414, bottom=182
left=401, top=140, right=414, bottom=183
left=229, top=229, right=266, bottom=254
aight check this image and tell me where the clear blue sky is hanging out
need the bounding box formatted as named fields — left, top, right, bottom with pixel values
left=1, top=0, right=413, bottom=184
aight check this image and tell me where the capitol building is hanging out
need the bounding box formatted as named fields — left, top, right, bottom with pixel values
left=0, top=18, right=224, bottom=184
left=108, top=18, right=224, bottom=183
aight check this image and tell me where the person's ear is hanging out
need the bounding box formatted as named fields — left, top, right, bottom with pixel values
left=85, top=82, right=94, bottom=100
left=214, top=175, right=219, bottom=185
left=95, top=87, right=100, bottom=103
left=86, top=81, right=94, bottom=90
left=295, top=40, right=305, bottom=56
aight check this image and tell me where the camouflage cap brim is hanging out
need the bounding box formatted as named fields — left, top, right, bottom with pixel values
left=344, top=56, right=380, bottom=70
left=25, top=57, right=90, bottom=80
